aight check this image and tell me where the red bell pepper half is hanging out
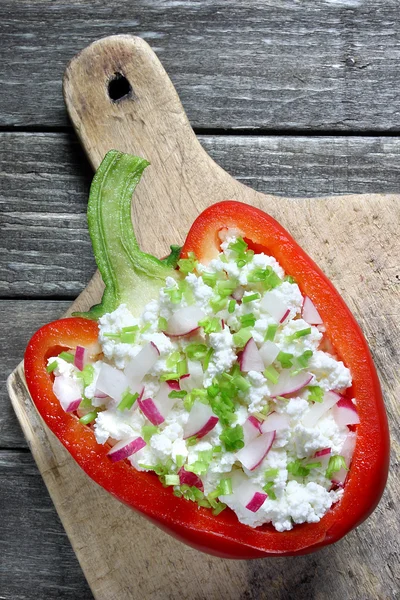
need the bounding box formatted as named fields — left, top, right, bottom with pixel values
left=24, top=152, right=389, bottom=558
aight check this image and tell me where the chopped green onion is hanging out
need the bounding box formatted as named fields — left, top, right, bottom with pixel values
left=210, top=295, right=228, bottom=312
left=326, top=455, right=348, bottom=479
left=158, top=316, right=168, bottom=331
left=165, top=287, right=182, bottom=304
left=120, top=331, right=136, bottom=344
left=103, top=332, right=121, bottom=340
left=242, top=293, right=260, bottom=304
left=287, top=459, right=310, bottom=478
left=263, top=365, right=280, bottom=384
left=122, top=325, right=139, bottom=333
left=177, top=252, right=198, bottom=274
left=232, top=327, right=253, bottom=348
left=276, top=351, right=294, bottom=369
left=261, top=269, right=281, bottom=290
left=284, top=275, right=296, bottom=284
left=287, top=327, right=312, bottom=341
left=264, top=468, right=279, bottom=480
left=199, top=317, right=222, bottom=334
left=166, top=351, right=181, bottom=369
left=239, top=313, right=256, bottom=327
left=307, top=462, right=322, bottom=470
left=165, top=474, right=180, bottom=486
left=168, top=390, right=187, bottom=399
left=262, top=481, right=277, bottom=500
left=160, top=372, right=180, bottom=381
left=264, top=324, right=278, bottom=341
left=186, top=436, right=198, bottom=446
left=237, top=259, right=246, bottom=268
left=220, top=425, right=244, bottom=451
left=46, top=361, right=58, bottom=374
left=79, top=411, right=97, bottom=425
left=141, top=425, right=159, bottom=444
left=229, top=237, right=248, bottom=254
left=207, top=384, right=220, bottom=399
left=232, top=372, right=251, bottom=392
left=76, top=364, right=95, bottom=387
left=185, top=343, right=208, bottom=361
left=228, top=299, right=236, bottom=313
left=297, top=350, right=313, bottom=368
left=212, top=502, right=227, bottom=516
left=175, top=455, right=186, bottom=468
left=140, top=323, right=151, bottom=333
left=220, top=254, right=228, bottom=264
left=217, top=280, right=238, bottom=297
left=117, top=390, right=139, bottom=411
left=218, top=478, right=233, bottom=495
left=79, top=396, right=93, bottom=410
left=203, top=348, right=214, bottom=370
left=307, top=385, right=324, bottom=403
left=58, top=351, right=74, bottom=363
left=185, top=461, right=208, bottom=475
left=213, top=445, right=222, bottom=453
left=177, top=358, right=188, bottom=377
left=202, top=272, right=218, bottom=287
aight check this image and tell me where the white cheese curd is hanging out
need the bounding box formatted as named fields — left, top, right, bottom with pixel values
left=49, top=235, right=358, bottom=532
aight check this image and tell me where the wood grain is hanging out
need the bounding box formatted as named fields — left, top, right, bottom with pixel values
left=7, top=35, right=400, bottom=600
left=2, top=0, right=400, bottom=131
left=3, top=132, right=400, bottom=298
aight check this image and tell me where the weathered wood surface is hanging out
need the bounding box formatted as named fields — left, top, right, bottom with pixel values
left=6, top=35, right=399, bottom=600
left=3, top=132, right=400, bottom=298
left=2, top=0, right=400, bottom=131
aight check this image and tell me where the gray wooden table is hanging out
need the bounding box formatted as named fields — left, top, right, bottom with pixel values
left=1, top=1, right=400, bottom=599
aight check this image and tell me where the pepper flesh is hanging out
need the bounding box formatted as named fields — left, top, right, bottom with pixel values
left=24, top=163, right=389, bottom=558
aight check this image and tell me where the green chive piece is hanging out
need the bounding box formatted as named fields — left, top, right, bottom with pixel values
left=262, top=481, right=277, bottom=500
left=46, top=361, right=58, bottom=374
left=276, top=351, right=294, bottom=369
left=210, top=295, right=228, bottom=312
left=217, top=280, right=238, bottom=297
left=229, top=237, right=248, bottom=253
left=199, top=317, right=222, bottom=334
left=212, top=502, right=227, bottom=516
left=264, top=468, right=279, bottom=480
left=76, top=364, right=95, bottom=387
left=120, top=331, right=136, bottom=344
left=287, top=327, right=312, bottom=342
left=218, top=478, right=233, bottom=495
left=58, top=351, right=74, bottom=363
left=213, top=445, right=222, bottom=453
left=263, top=365, right=280, bottom=384
left=165, top=474, right=180, bottom=486
left=122, top=325, right=139, bottom=333
left=220, top=425, right=244, bottom=451
left=103, top=333, right=121, bottom=340
left=203, top=348, right=214, bottom=370
left=177, top=252, right=198, bottom=274
left=232, top=327, right=253, bottom=348
left=307, top=386, right=324, bottom=403
left=326, top=455, right=348, bottom=479
left=228, top=299, right=236, bottom=313
left=284, top=275, right=296, bottom=284
left=239, top=313, right=256, bottom=327
left=158, top=316, right=168, bottom=331
left=175, top=455, right=186, bottom=468
left=307, top=462, right=322, bottom=470
left=141, top=425, right=159, bottom=444
left=185, top=343, right=208, bottom=361
left=242, top=293, right=260, bottom=304
left=160, top=372, right=180, bottom=381
left=79, top=411, right=98, bottom=425
left=264, top=324, right=278, bottom=341
left=177, top=358, right=188, bottom=377
left=297, top=350, right=313, bottom=368
left=166, top=351, right=181, bottom=369
left=186, top=436, right=198, bottom=446
left=140, top=323, right=151, bottom=333
left=168, top=390, right=187, bottom=399
left=118, top=390, right=139, bottom=411
left=202, top=272, right=218, bottom=287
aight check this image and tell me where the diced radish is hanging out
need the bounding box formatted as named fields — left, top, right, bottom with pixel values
left=332, top=397, right=360, bottom=426
left=239, top=338, right=265, bottom=372
left=167, top=379, right=181, bottom=391
left=259, top=340, right=280, bottom=367
left=302, top=296, right=323, bottom=325
left=178, top=467, right=204, bottom=491
left=138, top=397, right=165, bottom=426
left=331, top=432, right=357, bottom=485
left=74, top=346, right=88, bottom=371
left=232, top=479, right=267, bottom=512
left=94, top=389, right=109, bottom=399
left=268, top=370, right=313, bottom=398
left=183, top=401, right=219, bottom=439
left=243, top=416, right=262, bottom=444
left=180, top=360, right=204, bottom=392
left=302, top=390, right=341, bottom=428
left=124, top=342, right=160, bottom=385
left=53, top=376, right=82, bottom=412
left=260, top=412, right=289, bottom=433
left=260, top=291, right=290, bottom=323
left=164, top=306, right=205, bottom=337
left=308, top=447, right=332, bottom=469
left=235, top=431, right=275, bottom=471
left=232, top=286, right=244, bottom=301
left=107, top=437, right=146, bottom=462
left=246, top=492, right=268, bottom=513
left=96, top=363, right=131, bottom=403
left=153, top=382, right=179, bottom=418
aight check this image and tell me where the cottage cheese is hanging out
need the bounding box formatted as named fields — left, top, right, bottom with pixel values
left=49, top=235, right=357, bottom=531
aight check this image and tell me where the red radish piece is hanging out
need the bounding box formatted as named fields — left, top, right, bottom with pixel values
left=239, top=338, right=265, bottom=372
left=243, top=416, right=262, bottom=444
left=53, top=376, right=82, bottom=412
left=260, top=291, right=290, bottom=324
left=74, top=346, right=88, bottom=371
left=93, top=389, right=109, bottom=399
left=308, top=447, right=332, bottom=469
left=183, top=401, right=219, bottom=440
left=235, top=431, right=276, bottom=471
left=246, top=492, right=268, bottom=513
left=232, top=286, right=244, bottom=301
left=332, top=397, right=360, bottom=426
left=167, top=379, right=181, bottom=391
left=152, top=382, right=179, bottom=418
left=138, top=397, right=165, bottom=426
left=302, top=390, right=341, bottom=428
left=260, top=412, right=289, bottom=433
left=178, top=467, right=204, bottom=491
left=107, top=436, right=146, bottom=462
left=302, top=296, right=323, bottom=325
left=164, top=306, right=205, bottom=337
left=96, top=363, right=132, bottom=403
left=268, top=370, right=313, bottom=398
left=331, top=432, right=357, bottom=485
left=124, top=342, right=160, bottom=385
left=259, top=340, right=280, bottom=367
left=180, top=361, right=204, bottom=393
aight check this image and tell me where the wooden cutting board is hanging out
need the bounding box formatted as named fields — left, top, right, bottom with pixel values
left=7, top=35, right=400, bottom=600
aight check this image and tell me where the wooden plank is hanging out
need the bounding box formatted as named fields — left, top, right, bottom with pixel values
left=3, top=131, right=400, bottom=297
left=0, top=301, right=70, bottom=448
left=1, top=448, right=399, bottom=600
left=2, top=0, right=400, bottom=130
left=0, top=449, right=93, bottom=600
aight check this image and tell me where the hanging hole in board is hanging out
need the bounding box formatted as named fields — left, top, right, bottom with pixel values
left=108, top=73, right=132, bottom=102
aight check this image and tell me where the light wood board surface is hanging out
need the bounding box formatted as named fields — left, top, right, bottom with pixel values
left=7, top=35, right=400, bottom=600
